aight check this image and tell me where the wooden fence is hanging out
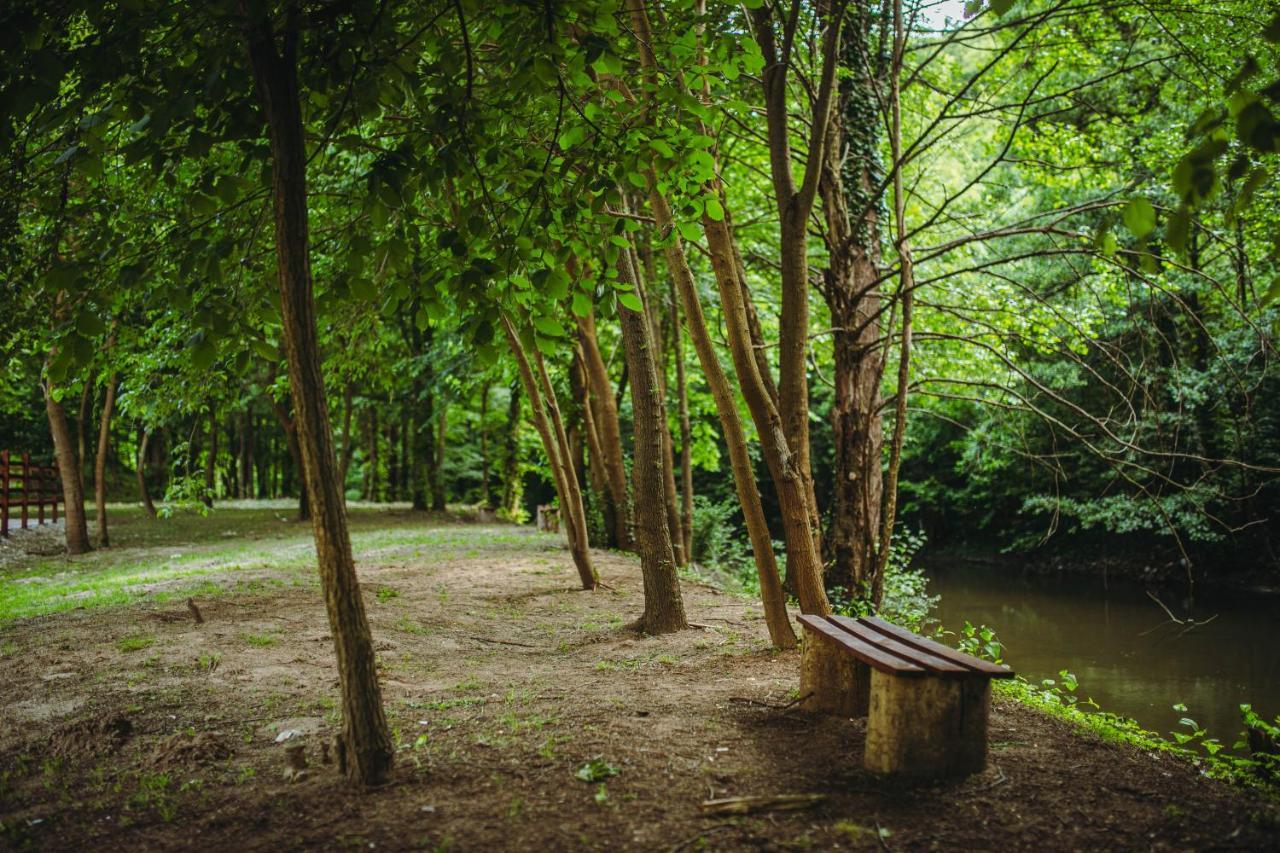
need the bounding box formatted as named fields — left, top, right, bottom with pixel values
left=1, top=451, right=60, bottom=537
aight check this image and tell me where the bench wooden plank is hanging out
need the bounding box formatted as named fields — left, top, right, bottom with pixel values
left=858, top=616, right=1014, bottom=678
left=797, top=615, right=925, bottom=676
left=828, top=616, right=970, bottom=676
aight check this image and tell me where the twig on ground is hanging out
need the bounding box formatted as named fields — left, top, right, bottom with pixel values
left=700, top=793, right=825, bottom=816
left=467, top=636, right=536, bottom=648
left=728, top=692, right=812, bottom=711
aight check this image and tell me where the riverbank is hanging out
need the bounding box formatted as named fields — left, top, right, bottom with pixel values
left=1, top=506, right=1276, bottom=850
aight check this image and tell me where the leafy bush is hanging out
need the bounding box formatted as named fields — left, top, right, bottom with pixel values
left=689, top=495, right=753, bottom=575
left=829, top=528, right=938, bottom=632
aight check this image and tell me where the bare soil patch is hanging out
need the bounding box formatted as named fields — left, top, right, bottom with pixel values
left=0, top=512, right=1275, bottom=851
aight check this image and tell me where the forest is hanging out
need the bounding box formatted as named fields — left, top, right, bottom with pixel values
left=1, top=0, right=1278, bottom=849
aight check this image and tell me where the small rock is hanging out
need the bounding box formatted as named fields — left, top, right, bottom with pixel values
left=275, top=729, right=303, bottom=743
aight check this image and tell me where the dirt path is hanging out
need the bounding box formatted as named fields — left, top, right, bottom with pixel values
left=0, top=511, right=1275, bottom=850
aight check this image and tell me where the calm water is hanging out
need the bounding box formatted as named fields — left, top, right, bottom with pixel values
left=924, top=561, right=1280, bottom=748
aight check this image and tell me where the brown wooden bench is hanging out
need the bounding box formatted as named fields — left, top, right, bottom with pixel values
left=797, top=614, right=1014, bottom=778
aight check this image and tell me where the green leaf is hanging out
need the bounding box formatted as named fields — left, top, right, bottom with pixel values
left=1122, top=198, right=1156, bottom=239
left=1166, top=206, right=1191, bottom=257
left=989, top=0, right=1015, bottom=14
left=571, top=291, right=592, bottom=317
left=617, top=291, right=643, bottom=313
left=533, top=315, right=565, bottom=337
left=704, top=196, right=724, bottom=222
left=75, top=310, right=106, bottom=338
left=251, top=338, right=278, bottom=360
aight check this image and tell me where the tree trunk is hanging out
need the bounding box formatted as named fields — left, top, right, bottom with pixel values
left=432, top=402, right=447, bottom=511
left=500, top=379, right=522, bottom=516
left=478, top=382, right=492, bottom=508
left=238, top=410, right=252, bottom=499
left=503, top=317, right=597, bottom=589
left=94, top=375, right=117, bottom=547
left=647, top=185, right=797, bottom=648
left=204, top=407, right=217, bottom=507
left=575, top=308, right=633, bottom=550
left=243, top=0, right=392, bottom=786
left=339, top=381, right=354, bottom=489
left=76, top=379, right=92, bottom=495
left=136, top=427, right=157, bottom=519
left=614, top=242, right=688, bottom=634
left=670, top=277, right=694, bottom=563
left=367, top=407, right=379, bottom=502
left=818, top=13, right=885, bottom=596
left=45, top=381, right=91, bottom=553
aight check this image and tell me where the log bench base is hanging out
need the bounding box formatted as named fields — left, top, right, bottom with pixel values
left=797, top=615, right=1014, bottom=779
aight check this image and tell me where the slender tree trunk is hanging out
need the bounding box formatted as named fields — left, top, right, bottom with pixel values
left=367, top=407, right=379, bottom=502
left=238, top=410, right=252, bottom=499
left=45, top=380, right=92, bottom=552
left=432, top=403, right=446, bottom=511
left=399, top=411, right=410, bottom=503
left=632, top=244, right=685, bottom=566
left=339, top=381, right=354, bottom=490
left=613, top=243, right=688, bottom=634
left=872, top=0, right=915, bottom=607
left=204, top=407, right=217, bottom=507
left=503, top=316, right=597, bottom=589
left=76, top=379, right=92, bottom=494
left=136, top=427, right=157, bottom=519
left=501, top=380, right=522, bottom=516
left=478, top=382, right=492, bottom=508
left=670, top=276, right=694, bottom=562
left=243, top=0, right=392, bottom=787
left=575, top=308, right=633, bottom=549
left=647, top=184, right=797, bottom=648
left=226, top=417, right=238, bottom=498
left=94, top=375, right=117, bottom=547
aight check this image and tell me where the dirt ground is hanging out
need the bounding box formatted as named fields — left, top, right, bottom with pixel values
left=1, top=508, right=1276, bottom=851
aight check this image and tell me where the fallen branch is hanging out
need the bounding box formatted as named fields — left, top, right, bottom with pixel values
left=699, top=793, right=825, bottom=816
left=727, top=692, right=812, bottom=712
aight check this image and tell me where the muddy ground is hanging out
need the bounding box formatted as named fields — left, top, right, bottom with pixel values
left=0, top=507, right=1276, bottom=851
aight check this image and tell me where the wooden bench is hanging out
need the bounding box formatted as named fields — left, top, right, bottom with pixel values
left=798, top=614, right=1014, bottom=778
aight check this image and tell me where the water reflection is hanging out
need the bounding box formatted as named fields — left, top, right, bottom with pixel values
left=924, top=561, right=1280, bottom=749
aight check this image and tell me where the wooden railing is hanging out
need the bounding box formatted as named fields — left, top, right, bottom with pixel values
left=1, top=451, right=60, bottom=537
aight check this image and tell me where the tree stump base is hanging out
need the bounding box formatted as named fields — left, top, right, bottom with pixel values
left=863, top=670, right=990, bottom=778
left=799, top=632, right=870, bottom=716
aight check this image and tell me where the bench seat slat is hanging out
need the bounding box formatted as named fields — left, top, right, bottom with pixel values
left=797, top=615, right=925, bottom=676
left=859, top=616, right=1014, bottom=678
left=827, top=616, right=970, bottom=675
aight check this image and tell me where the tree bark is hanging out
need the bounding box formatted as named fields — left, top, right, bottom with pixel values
left=670, top=276, right=694, bottom=563
left=500, top=379, right=522, bottom=516
left=818, top=10, right=885, bottom=596
left=45, top=381, right=91, bottom=552
left=136, top=427, right=157, bottom=519
left=367, top=407, right=379, bottom=502
left=614, top=242, right=688, bottom=634
left=503, top=317, right=597, bottom=589
left=647, top=185, right=797, bottom=648
left=204, top=407, right=217, bottom=507
left=478, top=381, right=492, bottom=508
left=243, top=0, right=392, bottom=786
left=76, top=379, right=92, bottom=495
left=432, top=402, right=447, bottom=511
left=94, top=375, right=117, bottom=547
left=575, top=308, right=633, bottom=550
left=339, top=381, right=354, bottom=490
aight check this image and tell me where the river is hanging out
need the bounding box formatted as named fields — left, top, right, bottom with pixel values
left=924, top=561, right=1280, bottom=750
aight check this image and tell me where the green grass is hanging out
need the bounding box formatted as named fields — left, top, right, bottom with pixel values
left=117, top=634, right=156, bottom=653
left=0, top=504, right=546, bottom=626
